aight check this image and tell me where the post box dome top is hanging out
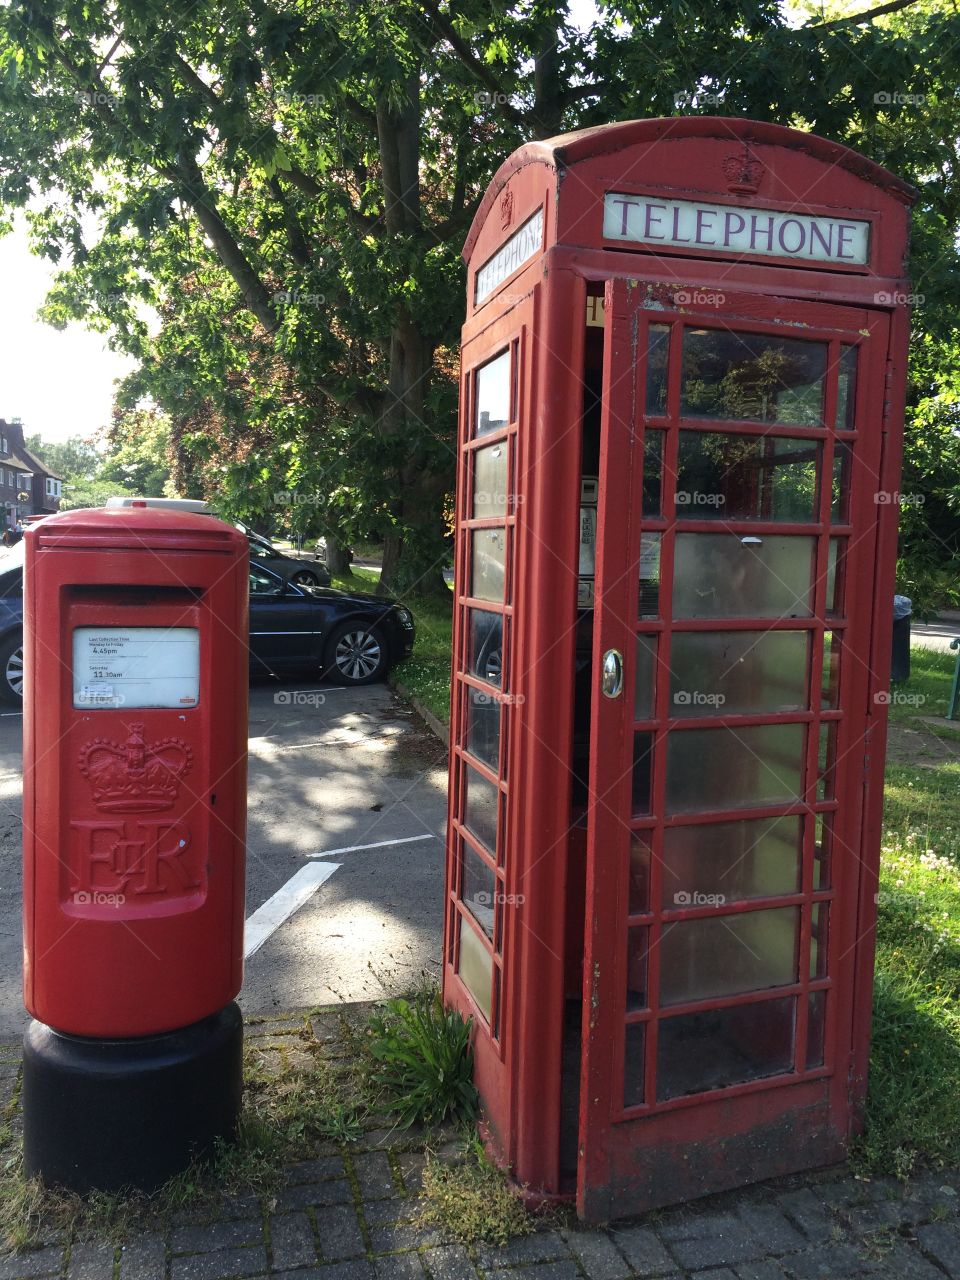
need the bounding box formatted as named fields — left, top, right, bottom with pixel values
left=30, top=505, right=247, bottom=553
left=463, top=115, right=916, bottom=267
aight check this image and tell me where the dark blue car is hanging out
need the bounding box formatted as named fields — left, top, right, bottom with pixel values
left=0, top=549, right=415, bottom=703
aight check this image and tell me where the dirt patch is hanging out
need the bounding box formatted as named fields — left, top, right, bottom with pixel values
left=886, top=720, right=960, bottom=768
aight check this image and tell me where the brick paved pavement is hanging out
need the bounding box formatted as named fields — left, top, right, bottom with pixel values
left=0, top=1013, right=958, bottom=1280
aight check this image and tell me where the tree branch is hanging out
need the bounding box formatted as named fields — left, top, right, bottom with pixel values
left=418, top=0, right=525, bottom=127
left=807, top=0, right=922, bottom=28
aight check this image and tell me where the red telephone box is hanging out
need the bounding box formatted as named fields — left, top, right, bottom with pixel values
left=442, top=118, right=915, bottom=1220
left=22, top=505, right=249, bottom=1192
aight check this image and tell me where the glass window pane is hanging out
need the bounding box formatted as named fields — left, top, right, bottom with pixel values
left=814, top=814, right=831, bottom=891
left=629, top=832, right=652, bottom=914
left=471, top=528, right=506, bottom=601
left=657, top=996, right=796, bottom=1100
left=458, top=918, right=493, bottom=1021
left=660, top=815, right=802, bottom=910
left=624, top=1022, right=647, bottom=1107
left=639, top=533, right=661, bottom=618
left=817, top=723, right=837, bottom=801
left=666, top=723, right=806, bottom=813
left=835, top=345, right=857, bottom=431
left=468, top=610, right=503, bottom=687
left=475, top=351, right=510, bottom=436
left=811, top=902, right=829, bottom=979
left=821, top=631, right=840, bottom=708
left=474, top=443, right=508, bottom=518
left=626, top=927, right=648, bottom=1011
left=826, top=538, right=843, bottom=616
left=673, top=534, right=815, bottom=619
left=643, top=430, right=664, bottom=516
left=463, top=766, right=498, bottom=852
left=660, top=907, right=798, bottom=1006
left=635, top=635, right=657, bottom=719
left=676, top=432, right=820, bottom=521
left=831, top=443, right=851, bottom=523
left=646, top=324, right=670, bottom=414
left=633, top=732, right=654, bottom=815
left=670, top=630, right=809, bottom=716
left=465, top=685, right=500, bottom=771
left=681, top=329, right=827, bottom=425
left=806, top=990, right=826, bottom=1069
left=461, top=845, right=495, bottom=939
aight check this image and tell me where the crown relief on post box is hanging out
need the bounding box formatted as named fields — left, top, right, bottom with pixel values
left=603, top=193, right=871, bottom=266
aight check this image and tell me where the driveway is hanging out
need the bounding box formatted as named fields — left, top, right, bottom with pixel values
left=0, top=681, right=449, bottom=1036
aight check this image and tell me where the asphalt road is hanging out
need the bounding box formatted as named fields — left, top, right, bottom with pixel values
left=0, top=680, right=449, bottom=1036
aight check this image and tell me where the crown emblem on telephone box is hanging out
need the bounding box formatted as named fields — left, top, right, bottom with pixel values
left=79, top=724, right=193, bottom=813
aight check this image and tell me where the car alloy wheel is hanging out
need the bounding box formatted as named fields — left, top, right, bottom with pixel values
left=334, top=629, right=382, bottom=681
left=291, top=569, right=318, bottom=588
left=5, top=645, right=23, bottom=698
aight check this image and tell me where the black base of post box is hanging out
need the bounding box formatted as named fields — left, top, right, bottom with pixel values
left=22, top=1002, right=243, bottom=1195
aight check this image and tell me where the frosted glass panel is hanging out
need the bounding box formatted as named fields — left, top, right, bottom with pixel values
left=676, top=432, right=819, bottom=521
left=458, top=918, right=492, bottom=1020
left=474, top=443, right=508, bottom=517
left=681, top=330, right=826, bottom=425
left=666, top=723, right=806, bottom=813
left=657, top=996, right=795, bottom=1100
left=669, top=630, right=809, bottom=716
left=659, top=906, right=799, bottom=1005
left=835, top=345, right=857, bottom=431
left=639, top=533, right=661, bottom=618
left=673, top=534, right=815, bottom=619
left=471, top=528, right=506, bottom=601
left=463, top=766, right=498, bottom=852
left=475, top=351, right=510, bottom=435
left=659, top=815, right=802, bottom=910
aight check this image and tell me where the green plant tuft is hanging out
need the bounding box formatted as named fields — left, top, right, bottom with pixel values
left=366, top=991, right=478, bottom=1128
left=417, top=1138, right=534, bottom=1246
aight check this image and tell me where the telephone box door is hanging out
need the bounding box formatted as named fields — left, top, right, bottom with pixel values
left=578, top=277, right=890, bottom=1219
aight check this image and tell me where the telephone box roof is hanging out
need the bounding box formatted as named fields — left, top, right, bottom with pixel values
left=463, top=116, right=917, bottom=264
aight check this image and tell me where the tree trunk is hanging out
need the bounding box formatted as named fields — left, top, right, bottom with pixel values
left=323, top=533, right=352, bottom=576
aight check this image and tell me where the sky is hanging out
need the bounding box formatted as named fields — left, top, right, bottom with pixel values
left=0, top=219, right=136, bottom=447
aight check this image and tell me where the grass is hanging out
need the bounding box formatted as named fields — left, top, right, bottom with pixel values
left=417, top=1136, right=535, bottom=1246
left=854, top=643, right=960, bottom=1175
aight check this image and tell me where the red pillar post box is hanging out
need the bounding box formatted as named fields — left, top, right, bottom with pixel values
left=21, top=505, right=248, bottom=1192
left=442, top=117, right=916, bottom=1220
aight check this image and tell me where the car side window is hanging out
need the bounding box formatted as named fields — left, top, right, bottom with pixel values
left=249, top=566, right=283, bottom=598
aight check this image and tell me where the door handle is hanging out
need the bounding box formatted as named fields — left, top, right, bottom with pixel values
left=601, top=649, right=624, bottom=699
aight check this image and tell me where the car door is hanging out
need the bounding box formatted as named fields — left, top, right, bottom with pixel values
left=247, top=564, right=325, bottom=674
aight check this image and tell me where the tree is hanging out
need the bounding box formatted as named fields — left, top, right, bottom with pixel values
left=98, top=407, right=175, bottom=497
left=25, top=433, right=102, bottom=482
left=2, top=0, right=959, bottom=599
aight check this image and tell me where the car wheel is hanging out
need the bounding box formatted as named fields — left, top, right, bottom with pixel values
left=324, top=621, right=388, bottom=685
left=290, top=569, right=319, bottom=588
left=0, top=633, right=24, bottom=705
